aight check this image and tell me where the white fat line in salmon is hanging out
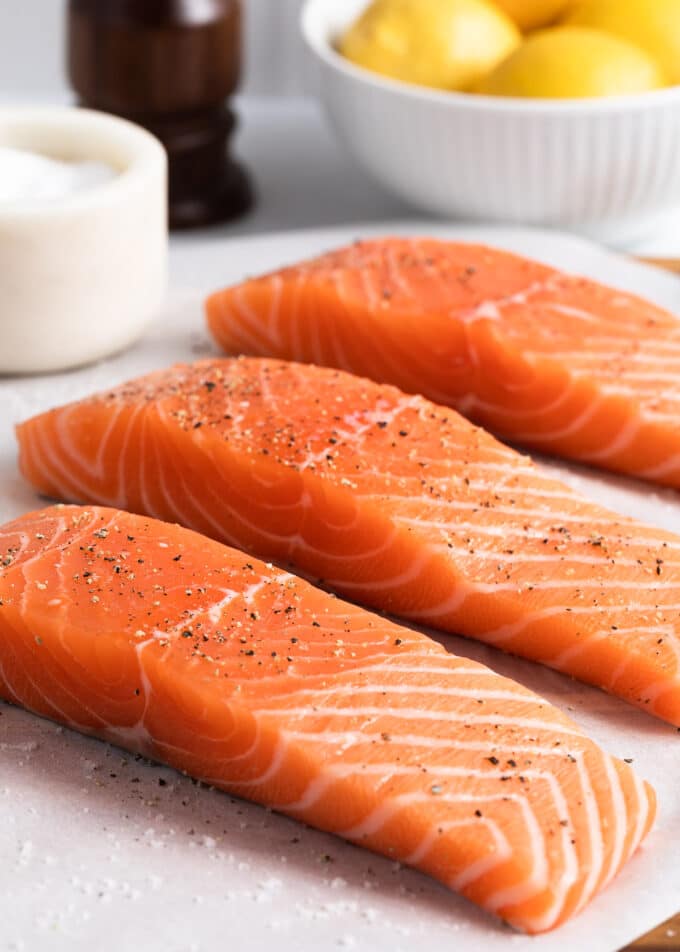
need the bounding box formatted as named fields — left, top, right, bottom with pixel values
left=457, top=377, right=579, bottom=424
left=427, top=540, right=680, bottom=571
left=551, top=631, right=680, bottom=685
left=253, top=705, right=583, bottom=736
left=640, top=451, right=680, bottom=480
left=462, top=602, right=680, bottom=639
left=278, top=729, right=588, bottom=759
left=270, top=683, right=554, bottom=707
left=390, top=504, right=680, bottom=553
left=540, top=343, right=680, bottom=363
left=571, top=417, right=644, bottom=464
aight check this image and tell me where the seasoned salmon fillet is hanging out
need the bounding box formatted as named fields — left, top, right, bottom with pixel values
left=16, top=358, right=680, bottom=726
left=0, top=505, right=656, bottom=934
left=206, top=238, right=680, bottom=488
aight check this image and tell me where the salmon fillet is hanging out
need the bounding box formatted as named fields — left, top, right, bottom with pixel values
left=0, top=504, right=655, bottom=933
left=16, top=358, right=680, bottom=726
left=206, top=238, right=680, bottom=489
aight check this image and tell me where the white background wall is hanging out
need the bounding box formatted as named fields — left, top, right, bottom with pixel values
left=0, top=0, right=310, bottom=99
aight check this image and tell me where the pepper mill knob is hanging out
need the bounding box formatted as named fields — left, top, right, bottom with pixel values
left=67, top=0, right=253, bottom=229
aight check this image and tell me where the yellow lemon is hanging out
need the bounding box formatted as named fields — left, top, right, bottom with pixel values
left=493, top=0, right=572, bottom=31
left=338, top=0, right=520, bottom=91
left=566, top=0, right=680, bottom=83
left=478, top=26, right=665, bottom=98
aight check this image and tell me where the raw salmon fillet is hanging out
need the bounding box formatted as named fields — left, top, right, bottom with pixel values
left=206, top=238, right=680, bottom=489
left=0, top=504, right=655, bottom=933
left=16, top=358, right=680, bottom=726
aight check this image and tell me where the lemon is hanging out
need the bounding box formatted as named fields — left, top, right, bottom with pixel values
left=338, top=0, right=520, bottom=91
left=478, top=26, right=665, bottom=98
left=493, top=0, right=572, bottom=31
left=566, top=0, right=680, bottom=83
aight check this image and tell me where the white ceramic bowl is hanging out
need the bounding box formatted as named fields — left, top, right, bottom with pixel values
left=0, top=107, right=167, bottom=374
left=302, top=0, right=680, bottom=244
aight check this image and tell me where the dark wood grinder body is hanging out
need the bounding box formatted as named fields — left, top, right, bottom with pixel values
left=68, top=0, right=253, bottom=229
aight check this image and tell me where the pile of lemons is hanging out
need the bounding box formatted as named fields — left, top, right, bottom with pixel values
left=338, top=0, right=680, bottom=98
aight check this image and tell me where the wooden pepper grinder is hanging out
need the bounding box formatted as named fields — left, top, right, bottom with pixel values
left=67, top=0, right=253, bottom=229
